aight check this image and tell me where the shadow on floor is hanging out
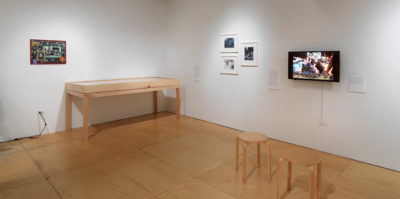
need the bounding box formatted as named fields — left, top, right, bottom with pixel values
left=91, top=112, right=174, bottom=132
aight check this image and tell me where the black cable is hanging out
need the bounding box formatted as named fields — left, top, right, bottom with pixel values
left=34, top=111, right=48, bottom=138
left=321, top=82, right=324, bottom=123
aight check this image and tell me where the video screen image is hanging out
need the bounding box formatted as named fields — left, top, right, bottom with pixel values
left=292, top=52, right=336, bottom=81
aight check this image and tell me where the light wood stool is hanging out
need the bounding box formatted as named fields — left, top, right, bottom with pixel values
left=277, top=148, right=322, bottom=199
left=235, top=132, right=271, bottom=183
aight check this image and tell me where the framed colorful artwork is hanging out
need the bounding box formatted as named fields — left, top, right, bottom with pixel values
left=30, top=39, right=66, bottom=65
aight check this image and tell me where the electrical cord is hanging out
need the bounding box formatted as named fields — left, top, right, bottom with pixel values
left=34, top=111, right=48, bottom=138
left=321, top=82, right=324, bottom=123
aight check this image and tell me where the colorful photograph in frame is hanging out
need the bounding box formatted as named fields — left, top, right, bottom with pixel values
left=30, top=39, right=66, bottom=65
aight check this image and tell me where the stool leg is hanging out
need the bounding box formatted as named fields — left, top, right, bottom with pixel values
left=257, top=143, right=261, bottom=168
left=317, top=162, right=322, bottom=199
left=242, top=142, right=247, bottom=183
left=235, top=137, right=239, bottom=171
left=287, top=161, right=292, bottom=191
left=277, top=157, right=284, bottom=199
left=309, top=166, right=315, bottom=199
left=267, top=141, right=272, bottom=180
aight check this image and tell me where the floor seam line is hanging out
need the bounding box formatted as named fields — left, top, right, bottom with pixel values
left=195, top=176, right=240, bottom=199
left=105, top=131, right=142, bottom=151
left=24, top=149, right=64, bottom=199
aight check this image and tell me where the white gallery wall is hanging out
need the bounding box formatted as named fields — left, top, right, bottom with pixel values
left=165, top=0, right=400, bottom=171
left=0, top=0, right=168, bottom=141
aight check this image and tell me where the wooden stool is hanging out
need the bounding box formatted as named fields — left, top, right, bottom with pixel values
left=277, top=148, right=322, bottom=199
left=235, top=132, right=271, bottom=183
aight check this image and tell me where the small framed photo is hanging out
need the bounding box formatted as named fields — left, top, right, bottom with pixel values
left=221, top=54, right=239, bottom=75
left=241, top=41, right=258, bottom=66
left=221, top=33, right=239, bottom=53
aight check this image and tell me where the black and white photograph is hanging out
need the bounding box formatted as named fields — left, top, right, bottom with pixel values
left=37, top=50, right=46, bottom=61
left=224, top=59, right=235, bottom=70
left=43, top=46, right=62, bottom=58
left=221, top=33, right=239, bottom=53
left=241, top=41, right=258, bottom=66
left=221, top=55, right=238, bottom=75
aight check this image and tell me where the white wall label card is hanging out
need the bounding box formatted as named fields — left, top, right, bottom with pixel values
left=194, top=65, right=200, bottom=81
left=348, top=72, right=367, bottom=94
left=268, top=68, right=280, bottom=90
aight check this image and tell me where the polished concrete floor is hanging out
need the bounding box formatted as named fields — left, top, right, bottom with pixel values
left=0, top=112, right=399, bottom=199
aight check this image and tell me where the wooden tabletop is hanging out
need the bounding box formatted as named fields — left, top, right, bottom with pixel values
left=238, top=132, right=268, bottom=143
left=71, top=77, right=164, bottom=86
left=66, top=77, right=179, bottom=94
left=280, top=148, right=320, bottom=166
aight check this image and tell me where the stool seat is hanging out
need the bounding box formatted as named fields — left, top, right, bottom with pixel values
left=281, top=148, right=320, bottom=166
left=238, top=132, right=268, bottom=143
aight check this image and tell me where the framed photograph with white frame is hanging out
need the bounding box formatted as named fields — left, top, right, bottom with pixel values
left=221, top=54, right=239, bottom=75
left=221, top=33, right=239, bottom=53
left=241, top=41, right=258, bottom=66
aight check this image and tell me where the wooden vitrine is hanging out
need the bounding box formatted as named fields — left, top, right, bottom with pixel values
left=65, top=77, right=180, bottom=141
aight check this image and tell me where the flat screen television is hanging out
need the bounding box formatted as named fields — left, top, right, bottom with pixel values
left=288, top=51, right=340, bottom=82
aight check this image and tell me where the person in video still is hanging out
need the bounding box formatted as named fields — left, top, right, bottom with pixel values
left=294, top=52, right=334, bottom=80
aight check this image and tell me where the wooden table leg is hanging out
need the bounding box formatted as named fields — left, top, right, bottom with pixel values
left=83, top=96, right=89, bottom=142
left=153, top=91, right=158, bottom=114
left=309, top=166, right=315, bottom=199
left=257, top=143, right=261, bottom=168
left=317, top=162, right=322, bottom=199
left=277, top=157, right=284, bottom=199
left=287, top=161, right=292, bottom=191
left=267, top=141, right=272, bottom=179
left=242, top=142, right=247, bottom=183
left=66, top=93, right=71, bottom=132
left=176, top=88, right=181, bottom=120
left=235, top=137, right=239, bottom=171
